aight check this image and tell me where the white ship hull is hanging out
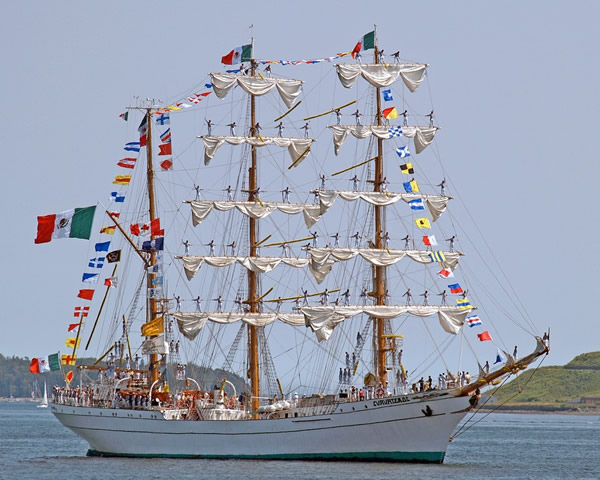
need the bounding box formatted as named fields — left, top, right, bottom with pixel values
left=52, top=392, right=472, bottom=462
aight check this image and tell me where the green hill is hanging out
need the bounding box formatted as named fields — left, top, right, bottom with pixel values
left=0, top=354, right=247, bottom=399
left=489, top=352, right=600, bottom=411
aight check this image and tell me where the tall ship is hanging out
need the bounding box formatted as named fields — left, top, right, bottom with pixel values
left=36, top=30, right=549, bottom=462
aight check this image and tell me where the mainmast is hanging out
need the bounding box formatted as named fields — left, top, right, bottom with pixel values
left=247, top=44, right=260, bottom=416
left=144, top=107, right=160, bottom=385
left=373, top=28, right=388, bottom=385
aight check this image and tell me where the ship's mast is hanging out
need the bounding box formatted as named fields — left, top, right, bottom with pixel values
left=372, top=28, right=388, bottom=386
left=247, top=40, right=260, bottom=416
left=144, top=107, right=160, bottom=385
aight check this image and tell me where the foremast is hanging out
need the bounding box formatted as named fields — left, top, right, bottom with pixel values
left=144, top=108, right=160, bottom=385
left=372, top=29, right=387, bottom=385
left=247, top=50, right=260, bottom=416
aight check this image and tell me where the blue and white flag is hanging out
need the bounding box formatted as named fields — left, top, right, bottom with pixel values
left=408, top=199, right=425, bottom=210
left=82, top=273, right=99, bottom=284
left=142, top=237, right=164, bottom=251
left=88, top=257, right=105, bottom=268
left=147, top=264, right=161, bottom=273
left=110, top=191, right=125, bottom=203
left=95, top=241, right=111, bottom=252
left=382, top=89, right=393, bottom=101
left=396, top=145, right=411, bottom=158
left=388, top=126, right=403, bottom=138
left=466, top=315, right=482, bottom=327
left=155, top=113, right=170, bottom=126
left=124, top=142, right=141, bottom=152
left=152, top=276, right=163, bottom=287
left=494, top=348, right=506, bottom=364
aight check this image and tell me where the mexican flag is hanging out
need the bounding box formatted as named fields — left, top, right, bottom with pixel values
left=29, top=353, right=60, bottom=373
left=352, top=31, right=375, bottom=58
left=35, top=206, right=96, bottom=244
left=221, top=44, right=252, bottom=65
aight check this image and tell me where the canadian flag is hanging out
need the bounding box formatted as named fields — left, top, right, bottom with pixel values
left=130, top=218, right=164, bottom=237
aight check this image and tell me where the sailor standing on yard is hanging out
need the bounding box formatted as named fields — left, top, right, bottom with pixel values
left=276, top=121, right=285, bottom=137
left=438, top=290, right=447, bottom=305
left=205, top=239, right=215, bottom=256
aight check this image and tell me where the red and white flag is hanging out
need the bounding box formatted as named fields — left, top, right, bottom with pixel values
left=422, top=235, right=437, bottom=246
left=74, top=306, right=90, bottom=318
left=438, top=268, right=454, bottom=278
left=117, top=157, right=137, bottom=169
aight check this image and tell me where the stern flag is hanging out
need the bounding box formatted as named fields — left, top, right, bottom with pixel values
left=119, top=112, right=128, bottom=121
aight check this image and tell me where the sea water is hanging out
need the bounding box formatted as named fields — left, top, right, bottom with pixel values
left=0, top=401, right=598, bottom=480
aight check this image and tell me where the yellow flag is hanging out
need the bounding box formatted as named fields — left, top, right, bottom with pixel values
left=100, top=226, right=116, bottom=235
left=61, top=354, right=77, bottom=365
left=113, top=175, right=131, bottom=185
left=66, top=337, right=81, bottom=348
left=410, top=179, right=420, bottom=193
left=167, top=105, right=181, bottom=111
left=415, top=217, right=431, bottom=229
left=141, top=316, right=164, bottom=337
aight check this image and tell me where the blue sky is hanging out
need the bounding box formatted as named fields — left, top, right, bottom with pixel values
left=2, top=1, right=598, bottom=371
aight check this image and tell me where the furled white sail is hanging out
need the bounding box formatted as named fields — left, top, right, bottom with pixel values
left=335, top=64, right=428, bottom=91
left=301, top=305, right=473, bottom=341
left=175, top=305, right=472, bottom=343
left=309, top=247, right=461, bottom=283
left=210, top=73, right=303, bottom=108
left=329, top=125, right=438, bottom=155
left=189, top=200, right=324, bottom=229
left=181, top=255, right=310, bottom=281
left=175, top=312, right=306, bottom=340
left=317, top=190, right=450, bottom=221
left=201, top=136, right=313, bottom=167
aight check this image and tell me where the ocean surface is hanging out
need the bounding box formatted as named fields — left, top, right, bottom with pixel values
left=0, top=401, right=598, bottom=480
